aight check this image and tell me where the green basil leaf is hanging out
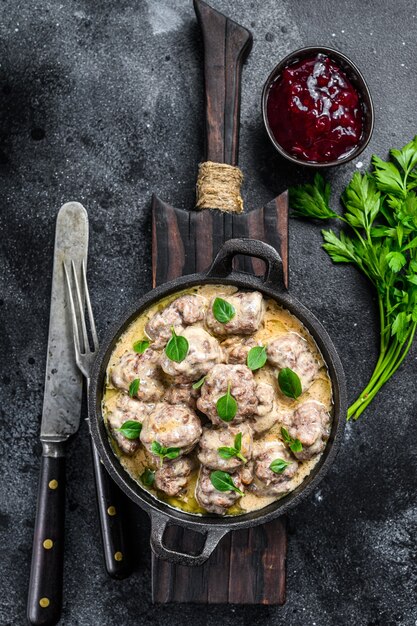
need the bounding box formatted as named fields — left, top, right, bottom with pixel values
left=216, top=383, right=238, bottom=422
left=278, top=368, right=302, bottom=399
left=269, top=458, right=290, bottom=474
left=151, top=440, right=180, bottom=461
left=290, top=439, right=303, bottom=453
left=281, top=426, right=303, bottom=453
left=165, top=448, right=180, bottom=460
left=151, top=441, right=165, bottom=456
left=280, top=427, right=291, bottom=443
left=141, top=468, right=155, bottom=487
left=218, top=434, right=246, bottom=463
left=117, top=420, right=142, bottom=440
left=192, top=376, right=206, bottom=390
left=210, top=470, right=244, bottom=496
left=246, top=346, right=267, bottom=371
left=212, top=297, right=236, bottom=323
left=218, top=446, right=237, bottom=460
left=128, top=378, right=140, bottom=398
left=234, top=432, right=242, bottom=452
left=165, top=327, right=189, bottom=362
left=133, top=339, right=150, bottom=354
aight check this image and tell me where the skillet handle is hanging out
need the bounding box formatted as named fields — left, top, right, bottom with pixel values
left=149, top=510, right=228, bottom=567
left=206, top=238, right=286, bottom=290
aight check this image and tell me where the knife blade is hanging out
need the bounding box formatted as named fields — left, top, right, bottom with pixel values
left=27, top=202, right=88, bottom=626
left=41, top=202, right=88, bottom=443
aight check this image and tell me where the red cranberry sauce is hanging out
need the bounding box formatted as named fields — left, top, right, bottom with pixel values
left=266, top=54, right=363, bottom=163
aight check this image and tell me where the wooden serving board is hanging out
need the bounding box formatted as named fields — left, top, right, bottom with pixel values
left=150, top=193, right=289, bottom=605
left=149, top=0, right=289, bottom=604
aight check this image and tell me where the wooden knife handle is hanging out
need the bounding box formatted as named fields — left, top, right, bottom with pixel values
left=27, top=455, right=65, bottom=626
left=194, top=0, right=252, bottom=165
left=90, top=440, right=131, bottom=579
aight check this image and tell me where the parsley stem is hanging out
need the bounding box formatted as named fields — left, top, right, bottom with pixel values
left=349, top=323, right=416, bottom=420
left=378, top=296, right=388, bottom=354
left=347, top=342, right=396, bottom=419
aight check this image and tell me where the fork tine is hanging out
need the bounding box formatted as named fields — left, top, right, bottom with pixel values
left=82, top=260, right=99, bottom=352
left=71, top=260, right=89, bottom=354
left=63, top=261, right=82, bottom=358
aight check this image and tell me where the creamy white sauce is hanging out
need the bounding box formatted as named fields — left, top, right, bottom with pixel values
left=103, top=284, right=333, bottom=516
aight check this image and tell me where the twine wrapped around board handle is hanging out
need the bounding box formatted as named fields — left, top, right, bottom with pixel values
left=196, top=161, right=244, bottom=213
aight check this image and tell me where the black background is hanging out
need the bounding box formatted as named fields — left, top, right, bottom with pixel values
left=1, top=1, right=417, bottom=625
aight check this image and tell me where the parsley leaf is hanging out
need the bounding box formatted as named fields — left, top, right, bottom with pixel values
left=290, top=174, right=339, bottom=220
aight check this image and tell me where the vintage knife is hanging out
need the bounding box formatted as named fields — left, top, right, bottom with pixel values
left=27, top=202, right=88, bottom=626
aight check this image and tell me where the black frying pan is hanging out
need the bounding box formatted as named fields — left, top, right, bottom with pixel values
left=88, top=239, right=347, bottom=566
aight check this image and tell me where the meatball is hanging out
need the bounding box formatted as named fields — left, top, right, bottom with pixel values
left=221, top=337, right=260, bottom=364
left=106, top=394, right=153, bottom=456
left=154, top=456, right=195, bottom=497
left=140, top=403, right=202, bottom=457
left=197, top=364, right=258, bottom=426
left=145, top=294, right=206, bottom=348
left=195, top=466, right=243, bottom=515
left=206, top=291, right=264, bottom=336
left=251, top=382, right=278, bottom=434
left=251, top=438, right=299, bottom=496
left=159, top=327, right=222, bottom=383
left=197, top=423, right=253, bottom=472
left=111, top=348, right=165, bottom=402
left=282, top=400, right=331, bottom=460
left=255, top=382, right=274, bottom=415
left=164, top=383, right=199, bottom=409
left=240, top=461, right=254, bottom=486
left=266, top=332, right=319, bottom=392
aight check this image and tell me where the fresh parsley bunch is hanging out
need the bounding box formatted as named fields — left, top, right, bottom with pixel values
left=290, top=137, right=417, bottom=420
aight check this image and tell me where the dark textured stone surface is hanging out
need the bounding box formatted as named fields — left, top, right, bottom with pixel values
left=1, top=1, right=417, bottom=625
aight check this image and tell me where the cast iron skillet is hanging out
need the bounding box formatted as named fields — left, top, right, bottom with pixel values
left=88, top=239, right=347, bottom=566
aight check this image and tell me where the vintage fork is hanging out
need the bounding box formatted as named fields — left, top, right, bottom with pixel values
left=64, top=259, right=131, bottom=579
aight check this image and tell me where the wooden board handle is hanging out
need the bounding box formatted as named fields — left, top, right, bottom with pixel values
left=194, top=0, right=252, bottom=165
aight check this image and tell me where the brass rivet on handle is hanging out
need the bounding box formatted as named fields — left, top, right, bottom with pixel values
left=107, top=506, right=116, bottom=516
left=48, top=479, right=58, bottom=490
left=43, top=539, right=53, bottom=550
left=39, top=597, right=50, bottom=608
left=114, top=551, right=123, bottom=561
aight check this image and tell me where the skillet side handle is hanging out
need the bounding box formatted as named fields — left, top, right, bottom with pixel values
left=149, top=511, right=228, bottom=567
left=206, top=238, right=286, bottom=291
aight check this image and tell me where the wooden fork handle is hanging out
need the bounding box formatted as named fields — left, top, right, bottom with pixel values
left=90, top=439, right=131, bottom=579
